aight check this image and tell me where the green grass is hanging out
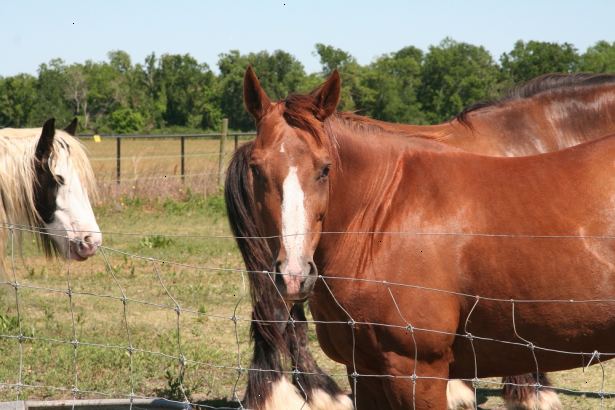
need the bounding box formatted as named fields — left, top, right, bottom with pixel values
left=1, top=195, right=614, bottom=408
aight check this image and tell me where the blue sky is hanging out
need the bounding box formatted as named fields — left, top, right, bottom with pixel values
left=1, top=0, right=614, bottom=76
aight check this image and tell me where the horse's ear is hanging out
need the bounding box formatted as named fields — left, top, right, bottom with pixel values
left=36, top=118, right=56, bottom=161
left=244, top=65, right=272, bottom=121
left=311, top=69, right=341, bottom=121
left=63, top=118, right=78, bottom=136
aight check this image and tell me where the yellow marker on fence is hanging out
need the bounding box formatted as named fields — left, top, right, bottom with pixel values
left=93, top=134, right=102, bottom=143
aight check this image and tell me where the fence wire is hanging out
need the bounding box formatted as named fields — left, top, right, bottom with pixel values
left=1, top=223, right=615, bottom=409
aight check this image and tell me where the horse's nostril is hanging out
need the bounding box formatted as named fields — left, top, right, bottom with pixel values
left=83, top=235, right=93, bottom=245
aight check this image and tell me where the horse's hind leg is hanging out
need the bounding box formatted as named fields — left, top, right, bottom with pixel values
left=287, top=303, right=352, bottom=410
left=502, top=373, right=561, bottom=410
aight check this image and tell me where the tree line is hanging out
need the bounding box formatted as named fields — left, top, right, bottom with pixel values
left=1, top=38, right=614, bottom=133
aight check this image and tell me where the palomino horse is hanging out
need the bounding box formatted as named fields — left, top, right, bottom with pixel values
left=227, top=69, right=610, bottom=407
left=0, top=118, right=101, bottom=273
left=227, top=69, right=615, bottom=409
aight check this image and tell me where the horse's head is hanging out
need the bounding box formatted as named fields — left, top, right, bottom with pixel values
left=243, top=66, right=340, bottom=302
left=34, top=118, right=101, bottom=261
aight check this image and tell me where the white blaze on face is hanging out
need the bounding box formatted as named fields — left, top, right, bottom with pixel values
left=45, top=150, right=102, bottom=260
left=281, top=166, right=307, bottom=291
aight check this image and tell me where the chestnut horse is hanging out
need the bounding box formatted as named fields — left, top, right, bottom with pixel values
left=227, top=69, right=615, bottom=410
left=227, top=69, right=615, bottom=408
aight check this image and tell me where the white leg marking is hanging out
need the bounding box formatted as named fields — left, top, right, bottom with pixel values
left=447, top=380, right=475, bottom=410
left=309, top=388, right=353, bottom=410
left=264, top=378, right=311, bottom=410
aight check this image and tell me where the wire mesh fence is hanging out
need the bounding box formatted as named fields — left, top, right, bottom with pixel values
left=2, top=224, right=615, bottom=409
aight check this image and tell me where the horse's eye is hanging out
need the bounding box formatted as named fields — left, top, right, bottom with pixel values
left=56, top=175, right=65, bottom=185
left=319, top=164, right=331, bottom=181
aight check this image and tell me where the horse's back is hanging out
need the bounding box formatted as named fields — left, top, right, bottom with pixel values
left=450, top=78, right=615, bottom=156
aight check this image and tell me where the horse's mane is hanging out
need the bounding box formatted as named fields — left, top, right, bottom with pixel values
left=457, top=73, right=615, bottom=125
left=284, top=94, right=438, bottom=142
left=333, top=112, right=416, bottom=135
left=0, top=128, right=97, bottom=266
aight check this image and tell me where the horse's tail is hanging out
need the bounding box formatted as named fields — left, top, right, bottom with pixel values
left=225, top=142, right=350, bottom=409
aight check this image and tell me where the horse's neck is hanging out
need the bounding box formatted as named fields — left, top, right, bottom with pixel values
left=317, top=125, right=444, bottom=270
left=449, top=85, right=615, bottom=156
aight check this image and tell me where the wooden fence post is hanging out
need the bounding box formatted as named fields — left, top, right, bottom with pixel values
left=116, top=136, right=121, bottom=185
left=218, top=118, right=228, bottom=187
left=180, top=136, right=185, bottom=183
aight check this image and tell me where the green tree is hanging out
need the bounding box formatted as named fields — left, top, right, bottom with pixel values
left=217, top=50, right=307, bottom=130
left=313, top=44, right=366, bottom=112
left=132, top=53, right=166, bottom=130
left=107, top=108, right=144, bottom=133
left=31, top=59, right=73, bottom=126
left=108, top=50, right=132, bottom=75
left=82, top=60, right=123, bottom=131
left=157, top=53, right=217, bottom=128
left=314, top=43, right=356, bottom=75
left=418, top=38, right=500, bottom=123
left=360, top=46, right=425, bottom=123
left=579, top=41, right=615, bottom=72
left=64, top=64, right=89, bottom=127
left=500, top=40, right=580, bottom=83
left=0, top=74, right=38, bottom=127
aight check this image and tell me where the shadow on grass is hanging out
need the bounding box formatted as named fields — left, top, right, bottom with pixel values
left=194, top=399, right=241, bottom=409
left=476, top=388, right=502, bottom=408
left=476, top=386, right=614, bottom=408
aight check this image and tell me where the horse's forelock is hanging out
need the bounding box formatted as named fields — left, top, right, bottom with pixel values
left=282, top=94, right=332, bottom=151
left=53, top=131, right=98, bottom=203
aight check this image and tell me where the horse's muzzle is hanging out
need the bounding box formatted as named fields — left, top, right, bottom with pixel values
left=70, top=233, right=102, bottom=260
left=273, top=259, right=318, bottom=301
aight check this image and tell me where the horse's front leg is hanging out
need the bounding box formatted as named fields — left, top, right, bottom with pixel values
left=387, top=357, right=450, bottom=410
left=351, top=357, right=450, bottom=410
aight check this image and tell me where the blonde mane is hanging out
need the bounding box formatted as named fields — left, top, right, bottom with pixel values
left=0, top=127, right=97, bottom=270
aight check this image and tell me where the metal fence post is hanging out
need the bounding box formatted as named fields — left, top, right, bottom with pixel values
left=218, top=118, right=228, bottom=187
left=180, top=136, right=185, bottom=183
left=116, top=136, right=121, bottom=185
left=234, top=133, right=238, bottom=151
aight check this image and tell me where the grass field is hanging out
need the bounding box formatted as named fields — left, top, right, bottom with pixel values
left=1, top=194, right=615, bottom=409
